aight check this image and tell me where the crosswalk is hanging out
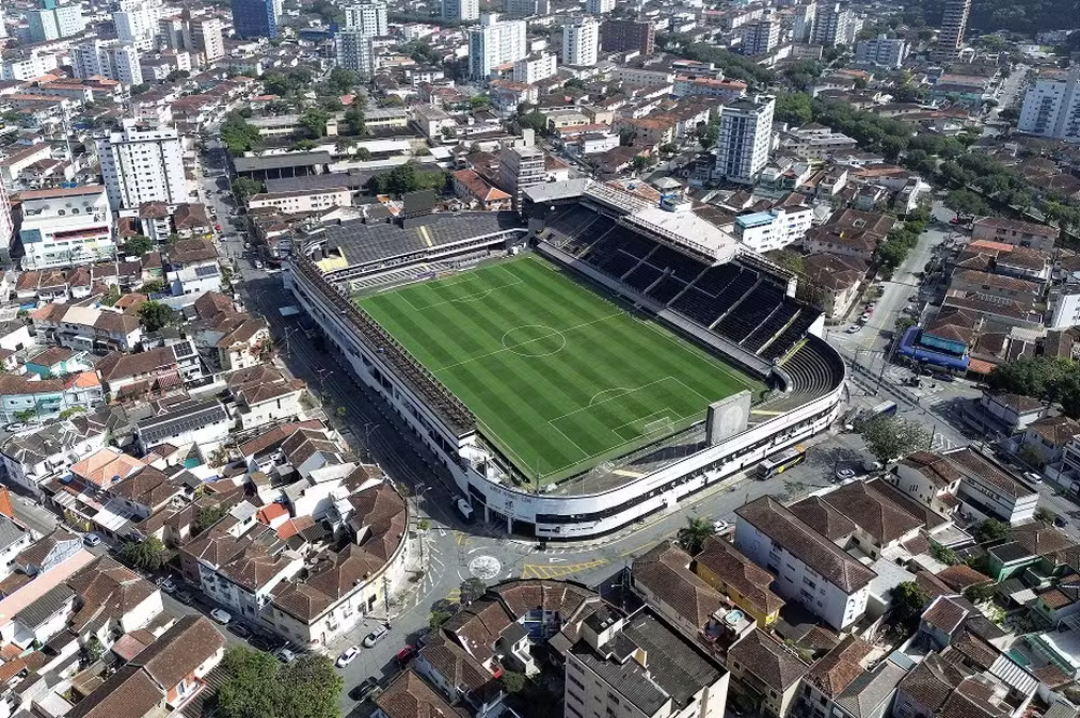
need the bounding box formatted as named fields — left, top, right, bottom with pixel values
left=520, top=558, right=608, bottom=580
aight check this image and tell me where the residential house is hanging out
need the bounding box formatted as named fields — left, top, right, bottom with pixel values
left=30, top=304, right=143, bottom=353
left=728, top=629, right=809, bottom=718
left=0, top=372, right=104, bottom=424
left=227, top=365, right=306, bottom=431
left=452, top=170, right=512, bottom=211
left=631, top=542, right=725, bottom=637
left=0, top=420, right=107, bottom=497
left=135, top=398, right=230, bottom=454
left=1019, top=416, right=1080, bottom=466
left=972, top=218, right=1058, bottom=252
left=694, top=536, right=785, bottom=627
left=887, top=451, right=962, bottom=517
left=795, top=637, right=871, bottom=718
left=948, top=448, right=1039, bottom=525
left=803, top=209, right=895, bottom=262
left=800, top=253, right=867, bottom=321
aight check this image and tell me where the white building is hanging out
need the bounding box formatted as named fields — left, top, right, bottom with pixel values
left=344, top=2, right=387, bottom=35
left=1018, top=68, right=1080, bottom=143
left=96, top=119, right=187, bottom=210
left=248, top=187, right=352, bottom=214
left=947, top=447, right=1039, bottom=526
left=854, top=35, right=908, bottom=68
left=72, top=40, right=143, bottom=86
left=562, top=17, right=599, bottom=68
left=136, top=398, right=230, bottom=453
left=336, top=30, right=377, bottom=77
left=811, top=2, right=849, bottom=47
left=1, top=51, right=60, bottom=81
left=1051, top=288, right=1080, bottom=329
left=27, top=3, right=84, bottom=42
left=17, top=185, right=115, bottom=270
left=740, top=18, right=779, bottom=56
left=499, top=131, right=544, bottom=209
left=793, top=2, right=816, bottom=43
left=585, top=0, right=614, bottom=14
left=512, top=52, right=557, bottom=84
left=715, top=94, right=775, bottom=185
left=733, top=206, right=813, bottom=253
left=468, top=15, right=527, bottom=79
left=114, top=0, right=161, bottom=51
left=734, top=496, right=876, bottom=631
left=443, top=0, right=479, bottom=22
left=191, top=17, right=225, bottom=62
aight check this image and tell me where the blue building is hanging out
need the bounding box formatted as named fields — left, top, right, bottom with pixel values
left=231, top=0, right=277, bottom=39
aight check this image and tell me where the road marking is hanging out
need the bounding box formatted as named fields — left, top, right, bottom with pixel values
left=520, top=558, right=608, bottom=579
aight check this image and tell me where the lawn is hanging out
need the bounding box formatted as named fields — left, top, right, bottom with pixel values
left=357, top=254, right=762, bottom=483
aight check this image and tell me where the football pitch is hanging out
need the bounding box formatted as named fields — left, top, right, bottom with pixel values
left=357, top=254, right=763, bottom=484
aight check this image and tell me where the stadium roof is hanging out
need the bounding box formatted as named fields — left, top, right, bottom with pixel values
left=522, top=179, right=592, bottom=203
left=233, top=152, right=332, bottom=173
left=323, top=213, right=524, bottom=269
left=266, top=171, right=379, bottom=193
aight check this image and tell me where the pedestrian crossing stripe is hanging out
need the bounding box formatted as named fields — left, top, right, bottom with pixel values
left=520, top=558, right=608, bottom=580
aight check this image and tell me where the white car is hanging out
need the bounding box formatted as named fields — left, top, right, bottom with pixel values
left=210, top=608, right=232, bottom=624
left=362, top=625, right=389, bottom=648
left=834, top=467, right=856, bottom=482
left=846, top=325, right=860, bottom=334
left=712, top=520, right=733, bottom=534
left=1023, top=471, right=1042, bottom=485
left=337, top=646, right=361, bottom=667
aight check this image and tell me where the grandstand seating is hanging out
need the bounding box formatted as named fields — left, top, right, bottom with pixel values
left=743, top=303, right=800, bottom=353
left=762, top=311, right=819, bottom=361
left=646, top=245, right=708, bottom=282
left=753, top=337, right=844, bottom=416
left=600, top=250, right=643, bottom=279
left=646, top=274, right=686, bottom=304
left=715, top=282, right=785, bottom=343
left=583, top=233, right=623, bottom=267
left=669, top=288, right=724, bottom=326
left=709, top=271, right=758, bottom=317
left=623, top=263, right=664, bottom=293
left=690, top=264, right=741, bottom=297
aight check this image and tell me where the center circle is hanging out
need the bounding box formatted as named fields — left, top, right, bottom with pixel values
left=502, top=324, right=567, bottom=357
left=468, top=556, right=502, bottom=580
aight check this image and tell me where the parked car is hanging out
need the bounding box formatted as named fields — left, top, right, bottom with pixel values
left=1023, top=471, right=1042, bottom=485
left=350, top=678, right=381, bottom=702
left=174, top=590, right=193, bottom=605
left=846, top=325, right=860, bottom=334
left=712, top=520, right=732, bottom=535
left=834, top=467, right=856, bottom=482
left=210, top=608, right=232, bottom=624
left=275, top=646, right=298, bottom=664
left=337, top=646, right=361, bottom=667
left=362, top=625, right=389, bottom=648
left=860, top=312, right=872, bottom=322
left=214, top=224, right=221, bottom=231
left=230, top=623, right=253, bottom=639
left=83, top=533, right=102, bottom=547
left=397, top=645, right=417, bottom=665
left=249, top=635, right=275, bottom=652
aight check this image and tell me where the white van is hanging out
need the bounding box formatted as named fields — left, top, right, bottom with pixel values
left=455, top=498, right=474, bottom=522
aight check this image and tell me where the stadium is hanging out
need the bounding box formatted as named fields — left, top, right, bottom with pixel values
left=286, top=181, right=845, bottom=538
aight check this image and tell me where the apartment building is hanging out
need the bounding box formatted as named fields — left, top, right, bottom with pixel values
left=190, top=17, right=225, bottom=62
left=932, top=0, right=972, bottom=63
left=562, top=17, right=599, bottom=68
left=27, top=0, right=84, bottom=42
left=734, top=497, right=876, bottom=630
left=1018, top=68, right=1080, bottom=142
left=344, top=2, right=387, bottom=35
left=811, top=2, right=850, bottom=47
left=1, top=51, right=60, bottom=81
left=248, top=187, right=352, bottom=214
left=601, top=19, right=655, bottom=55
left=586, top=0, right=614, bottom=14
left=971, top=217, right=1058, bottom=251
left=855, top=35, right=908, bottom=68
left=499, top=132, right=545, bottom=210
left=948, top=448, right=1039, bottom=525
left=17, top=186, right=115, bottom=270
left=715, top=94, right=775, bottom=185
left=504, top=0, right=549, bottom=17
left=114, top=0, right=159, bottom=50
left=740, top=18, right=779, bottom=56
left=96, top=119, right=187, bottom=210
left=513, top=52, right=557, bottom=84
left=231, top=0, right=277, bottom=38
left=72, top=40, right=143, bottom=86
left=468, top=16, right=527, bottom=79
left=443, top=0, right=479, bottom=22
left=336, top=30, right=377, bottom=78
left=733, top=205, right=813, bottom=253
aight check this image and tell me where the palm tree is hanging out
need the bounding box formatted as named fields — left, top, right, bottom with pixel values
left=677, top=517, right=715, bottom=556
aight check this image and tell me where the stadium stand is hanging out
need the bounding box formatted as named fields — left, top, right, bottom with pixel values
left=714, top=281, right=785, bottom=342
left=645, top=245, right=709, bottom=282
left=754, top=336, right=844, bottom=414
left=742, top=302, right=800, bottom=352
left=761, top=311, right=819, bottom=361
left=623, top=262, right=664, bottom=293
left=646, top=273, right=687, bottom=304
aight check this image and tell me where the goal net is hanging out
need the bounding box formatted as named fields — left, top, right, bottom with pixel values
left=643, top=416, right=674, bottom=436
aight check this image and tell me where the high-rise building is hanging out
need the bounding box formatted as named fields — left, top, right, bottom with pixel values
left=442, top=0, right=479, bottom=22
left=1, top=50, right=60, bottom=81
left=854, top=35, right=908, bottom=68
left=503, top=0, right=548, bottom=18
left=932, top=0, right=971, bottom=64
left=190, top=17, right=225, bottom=62
left=0, top=7, right=8, bottom=39
left=810, top=2, right=848, bottom=47
left=600, top=19, right=654, bottom=55
left=1018, top=68, right=1080, bottom=143
left=115, top=0, right=159, bottom=51
left=498, top=130, right=544, bottom=210
left=336, top=30, right=377, bottom=77
left=562, top=17, right=599, bottom=67
left=17, top=186, right=115, bottom=270
left=159, top=15, right=186, bottom=49
left=0, top=180, right=11, bottom=267
left=715, top=94, right=775, bottom=185
left=96, top=120, right=187, bottom=210
left=512, top=52, right=556, bottom=84
left=231, top=0, right=277, bottom=39
left=26, top=0, right=84, bottom=42
left=793, top=2, right=816, bottom=43
left=73, top=40, right=143, bottom=85
left=740, top=18, right=779, bottom=56
left=468, top=15, right=527, bottom=79
left=344, top=2, right=387, bottom=35
left=585, top=0, right=614, bottom=15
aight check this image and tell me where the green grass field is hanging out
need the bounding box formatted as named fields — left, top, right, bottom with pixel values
left=357, top=255, right=762, bottom=483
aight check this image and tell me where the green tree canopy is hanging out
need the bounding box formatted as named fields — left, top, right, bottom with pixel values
left=218, top=647, right=342, bottom=718
left=124, top=234, right=154, bottom=256
left=220, top=112, right=263, bottom=155
left=118, top=537, right=167, bottom=571
left=344, top=106, right=367, bottom=136
left=232, top=177, right=265, bottom=200
left=137, top=301, right=174, bottom=332
left=677, top=517, right=714, bottom=556
left=944, top=189, right=988, bottom=219
left=859, top=415, right=930, bottom=464
left=888, top=581, right=928, bottom=634
left=972, top=519, right=1010, bottom=544
left=194, top=505, right=228, bottom=535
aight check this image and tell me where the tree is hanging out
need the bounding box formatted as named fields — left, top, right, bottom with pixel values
left=470, top=94, right=491, bottom=108
left=500, top=670, right=526, bottom=694
left=101, top=285, right=121, bottom=307
left=13, top=409, right=36, bottom=424
left=943, top=189, right=987, bottom=219
left=300, top=108, right=330, bottom=139
left=859, top=415, right=930, bottom=464
left=677, top=517, right=714, bottom=556
left=218, top=647, right=285, bottom=718
left=888, top=581, right=928, bottom=633
left=130, top=83, right=150, bottom=95
left=697, top=122, right=720, bottom=150
left=137, top=280, right=166, bottom=295
left=972, top=519, right=1009, bottom=544
left=460, top=578, right=486, bottom=606
left=276, top=655, right=343, bottom=718
left=137, top=301, right=174, bottom=332
left=518, top=111, right=546, bottom=134
left=619, top=128, right=637, bottom=146
left=194, top=505, right=228, bottom=535
left=220, top=112, right=262, bottom=154
left=1035, top=507, right=1058, bottom=524
left=124, top=234, right=154, bottom=256
left=326, top=68, right=360, bottom=94
left=344, top=106, right=367, bottom=136
left=774, top=92, right=813, bottom=124
left=354, top=147, right=372, bottom=161
left=118, top=537, right=167, bottom=571
left=166, top=69, right=190, bottom=82
left=429, top=610, right=453, bottom=630
left=964, top=582, right=995, bottom=604
left=232, top=177, right=265, bottom=200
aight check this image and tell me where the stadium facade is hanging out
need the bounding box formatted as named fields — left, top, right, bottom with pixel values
left=285, top=181, right=845, bottom=539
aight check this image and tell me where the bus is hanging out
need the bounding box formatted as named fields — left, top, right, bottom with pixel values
left=870, top=401, right=898, bottom=418
left=757, top=446, right=807, bottom=478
